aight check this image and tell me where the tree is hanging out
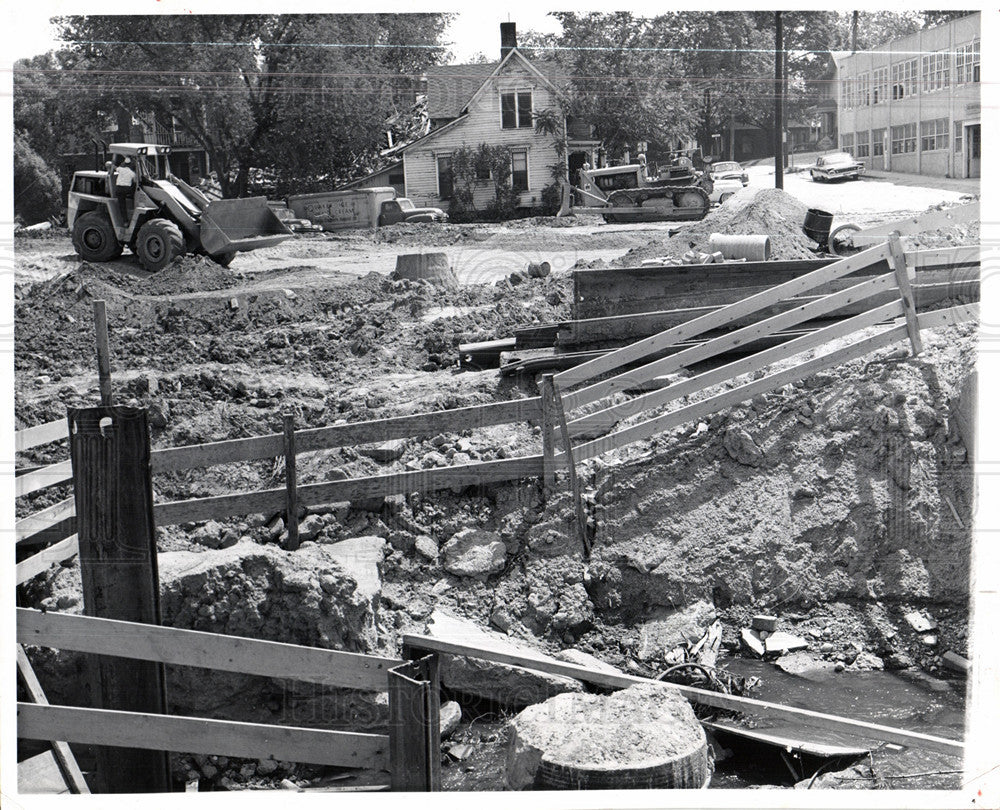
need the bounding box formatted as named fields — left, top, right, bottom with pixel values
left=14, top=132, right=64, bottom=224
left=46, top=14, right=452, bottom=196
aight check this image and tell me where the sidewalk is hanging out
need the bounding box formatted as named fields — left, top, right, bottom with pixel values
left=859, top=168, right=980, bottom=195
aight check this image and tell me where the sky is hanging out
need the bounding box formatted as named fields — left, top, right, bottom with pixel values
left=9, top=7, right=564, bottom=63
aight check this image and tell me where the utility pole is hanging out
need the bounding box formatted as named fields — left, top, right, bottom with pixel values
left=774, top=11, right=784, bottom=189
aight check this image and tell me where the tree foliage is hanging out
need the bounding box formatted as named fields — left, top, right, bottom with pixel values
left=23, top=14, right=451, bottom=196
left=14, top=132, right=64, bottom=224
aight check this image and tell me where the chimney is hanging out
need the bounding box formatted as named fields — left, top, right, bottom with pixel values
left=501, top=22, right=517, bottom=60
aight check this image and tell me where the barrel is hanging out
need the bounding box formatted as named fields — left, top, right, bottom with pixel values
left=708, top=233, right=771, bottom=262
left=803, top=208, right=834, bottom=245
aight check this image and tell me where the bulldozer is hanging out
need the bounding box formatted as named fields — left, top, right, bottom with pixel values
left=67, top=143, right=292, bottom=271
left=557, top=161, right=713, bottom=223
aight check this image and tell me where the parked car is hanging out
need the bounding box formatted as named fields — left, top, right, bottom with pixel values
left=709, top=160, right=749, bottom=186
left=809, top=152, right=865, bottom=182
left=709, top=176, right=744, bottom=204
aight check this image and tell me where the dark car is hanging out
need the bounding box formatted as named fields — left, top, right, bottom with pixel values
left=809, top=152, right=865, bottom=182
left=710, top=160, right=749, bottom=186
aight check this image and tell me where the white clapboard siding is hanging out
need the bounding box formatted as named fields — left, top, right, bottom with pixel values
left=404, top=57, right=562, bottom=209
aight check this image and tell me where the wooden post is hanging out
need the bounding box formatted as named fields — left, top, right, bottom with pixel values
left=552, top=381, right=592, bottom=558
left=388, top=654, right=441, bottom=792
left=93, top=301, right=113, bottom=406
left=282, top=411, right=299, bottom=550
left=888, top=232, right=924, bottom=355
left=68, top=405, right=171, bottom=793
left=540, top=374, right=557, bottom=490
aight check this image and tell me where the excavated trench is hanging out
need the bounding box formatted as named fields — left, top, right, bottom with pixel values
left=14, top=213, right=977, bottom=791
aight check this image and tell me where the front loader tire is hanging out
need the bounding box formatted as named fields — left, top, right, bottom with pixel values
left=135, top=218, right=186, bottom=272
left=72, top=211, right=123, bottom=263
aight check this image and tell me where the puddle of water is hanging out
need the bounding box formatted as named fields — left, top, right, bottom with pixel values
left=708, top=656, right=966, bottom=788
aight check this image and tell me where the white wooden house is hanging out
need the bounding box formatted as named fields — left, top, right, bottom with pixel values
left=343, top=24, right=601, bottom=211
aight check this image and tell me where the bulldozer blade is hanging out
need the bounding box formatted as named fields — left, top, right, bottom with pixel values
left=198, top=197, right=292, bottom=256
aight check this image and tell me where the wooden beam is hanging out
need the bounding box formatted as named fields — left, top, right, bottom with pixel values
left=889, top=232, right=923, bottom=355
left=16, top=645, right=91, bottom=794
left=540, top=375, right=557, bottom=490
left=17, top=608, right=402, bottom=692
left=553, top=381, right=590, bottom=558
left=556, top=243, right=892, bottom=388
left=153, top=455, right=544, bottom=526
left=16, top=536, right=79, bottom=585
left=93, top=300, right=113, bottom=406
left=69, top=405, right=170, bottom=793
left=568, top=299, right=904, bottom=437
left=150, top=397, right=542, bottom=473
left=400, top=634, right=963, bottom=757
left=567, top=303, right=976, bottom=464
left=15, top=418, right=70, bottom=453
left=15, top=458, right=73, bottom=499
left=17, top=703, right=389, bottom=772
left=561, top=272, right=899, bottom=412
left=283, top=412, right=299, bottom=551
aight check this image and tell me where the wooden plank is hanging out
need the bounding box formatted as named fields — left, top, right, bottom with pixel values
left=153, top=455, right=544, bottom=525
left=16, top=536, right=79, bottom=585
left=93, top=300, right=113, bottom=406
left=283, top=412, right=299, bottom=551
left=556, top=243, right=892, bottom=388
left=15, top=418, right=70, bottom=453
left=568, top=303, right=976, bottom=464
left=17, top=703, right=389, bottom=772
left=400, top=635, right=963, bottom=757
left=15, top=459, right=73, bottom=499
left=701, top=719, right=871, bottom=759
left=561, top=273, right=899, bottom=412
left=150, top=397, right=541, bottom=472
left=568, top=324, right=908, bottom=463
left=568, top=299, right=904, bottom=437
left=889, top=233, right=923, bottom=355
left=16, top=645, right=91, bottom=794
left=15, top=497, right=75, bottom=544
left=17, top=608, right=402, bottom=692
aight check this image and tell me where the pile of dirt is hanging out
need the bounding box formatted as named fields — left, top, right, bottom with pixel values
left=613, top=188, right=818, bottom=266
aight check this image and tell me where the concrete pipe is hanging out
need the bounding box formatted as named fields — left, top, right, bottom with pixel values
left=708, top=233, right=771, bottom=262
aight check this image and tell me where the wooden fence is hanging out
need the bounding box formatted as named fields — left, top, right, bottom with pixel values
left=17, top=607, right=442, bottom=790
left=14, top=237, right=978, bottom=583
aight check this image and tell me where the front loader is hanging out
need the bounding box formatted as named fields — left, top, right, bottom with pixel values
left=67, top=143, right=291, bottom=272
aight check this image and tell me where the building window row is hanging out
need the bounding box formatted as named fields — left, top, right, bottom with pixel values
left=841, top=41, right=978, bottom=108
left=436, top=149, right=530, bottom=199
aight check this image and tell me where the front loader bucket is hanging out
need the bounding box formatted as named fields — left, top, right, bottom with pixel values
left=198, top=196, right=292, bottom=256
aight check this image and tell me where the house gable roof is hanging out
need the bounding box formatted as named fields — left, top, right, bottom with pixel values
left=424, top=50, right=568, bottom=120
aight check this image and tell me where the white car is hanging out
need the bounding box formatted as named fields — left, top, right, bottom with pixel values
left=709, top=176, right=744, bottom=204
left=809, top=152, right=865, bottom=182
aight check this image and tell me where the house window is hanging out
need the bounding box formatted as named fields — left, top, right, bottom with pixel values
left=956, top=40, right=980, bottom=83
left=954, top=121, right=964, bottom=153
left=840, top=77, right=852, bottom=109
left=511, top=150, right=528, bottom=192
left=501, top=90, right=533, bottom=129
left=475, top=163, right=491, bottom=181
left=855, top=131, right=870, bottom=158
left=872, top=128, right=886, bottom=157
left=840, top=133, right=854, bottom=156
left=921, top=51, right=950, bottom=93
left=436, top=156, right=453, bottom=199
left=872, top=67, right=888, bottom=104
left=920, top=118, right=949, bottom=152
left=891, top=58, right=918, bottom=99
left=890, top=123, right=917, bottom=155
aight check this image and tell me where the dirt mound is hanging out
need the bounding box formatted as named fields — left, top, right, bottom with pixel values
left=614, top=188, right=818, bottom=265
